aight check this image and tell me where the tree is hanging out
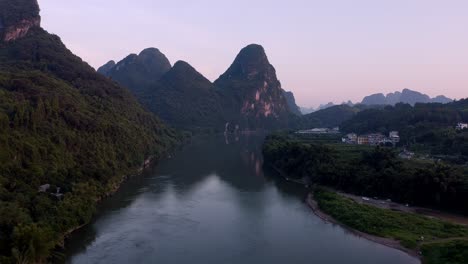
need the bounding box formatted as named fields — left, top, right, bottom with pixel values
left=11, top=224, right=54, bottom=264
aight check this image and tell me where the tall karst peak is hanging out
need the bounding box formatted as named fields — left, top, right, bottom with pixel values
left=219, top=44, right=273, bottom=81
left=137, top=47, right=171, bottom=71
left=0, top=0, right=41, bottom=42
left=215, top=44, right=291, bottom=130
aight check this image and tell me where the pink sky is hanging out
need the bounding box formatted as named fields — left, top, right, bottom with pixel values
left=39, top=0, right=468, bottom=107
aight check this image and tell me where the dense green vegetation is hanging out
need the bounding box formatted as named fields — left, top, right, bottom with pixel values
left=421, top=239, right=468, bottom=264
left=341, top=102, right=468, bottom=161
left=314, top=188, right=468, bottom=264
left=103, top=48, right=172, bottom=94
left=101, top=51, right=227, bottom=132
left=0, top=28, right=179, bottom=263
left=137, top=61, right=226, bottom=132
left=102, top=44, right=295, bottom=131
left=286, top=103, right=386, bottom=132
left=263, top=134, right=468, bottom=214
left=292, top=104, right=364, bottom=129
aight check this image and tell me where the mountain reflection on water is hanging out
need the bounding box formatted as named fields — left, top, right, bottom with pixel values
left=65, top=134, right=418, bottom=264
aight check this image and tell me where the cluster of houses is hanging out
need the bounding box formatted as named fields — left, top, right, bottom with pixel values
left=342, top=131, right=400, bottom=146
left=456, top=123, right=468, bottom=130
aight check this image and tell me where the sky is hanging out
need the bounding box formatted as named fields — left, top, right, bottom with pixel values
left=38, top=0, right=468, bottom=107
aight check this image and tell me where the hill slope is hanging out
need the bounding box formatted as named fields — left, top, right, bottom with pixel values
left=0, top=1, right=178, bottom=262
left=100, top=48, right=171, bottom=94
left=139, top=61, right=225, bottom=130
left=99, top=44, right=299, bottom=131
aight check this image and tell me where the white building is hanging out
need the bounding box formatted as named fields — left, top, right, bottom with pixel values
left=389, top=131, right=400, bottom=144
left=342, top=133, right=357, bottom=144
left=456, top=123, right=468, bottom=130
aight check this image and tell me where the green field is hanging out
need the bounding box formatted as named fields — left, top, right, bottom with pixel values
left=314, top=188, right=468, bottom=264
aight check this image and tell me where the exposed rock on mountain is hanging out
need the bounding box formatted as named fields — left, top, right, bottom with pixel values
left=214, top=44, right=291, bottom=130
left=100, top=44, right=296, bottom=131
left=0, top=0, right=41, bottom=42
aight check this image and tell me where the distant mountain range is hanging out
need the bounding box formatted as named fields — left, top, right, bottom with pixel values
left=361, top=89, right=452, bottom=106
left=300, top=101, right=353, bottom=114
left=300, top=89, right=452, bottom=114
left=99, top=44, right=299, bottom=131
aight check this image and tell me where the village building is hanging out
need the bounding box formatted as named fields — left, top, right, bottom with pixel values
left=456, top=123, right=468, bottom=130
left=389, top=131, right=400, bottom=144
left=346, top=131, right=400, bottom=146
left=342, top=133, right=357, bottom=144
left=357, top=136, right=369, bottom=145
left=367, top=133, right=386, bottom=145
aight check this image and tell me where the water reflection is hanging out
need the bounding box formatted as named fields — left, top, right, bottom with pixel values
left=64, top=134, right=419, bottom=264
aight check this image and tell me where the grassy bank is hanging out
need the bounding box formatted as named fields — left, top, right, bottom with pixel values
left=263, top=134, right=468, bottom=215
left=421, top=239, right=468, bottom=264
left=314, top=188, right=468, bottom=264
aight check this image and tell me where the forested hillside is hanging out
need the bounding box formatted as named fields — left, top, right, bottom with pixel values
left=0, top=26, right=179, bottom=263
left=138, top=61, right=226, bottom=131
left=263, top=134, right=468, bottom=214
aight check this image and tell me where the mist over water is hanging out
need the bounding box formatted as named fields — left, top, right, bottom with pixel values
left=65, top=134, right=418, bottom=264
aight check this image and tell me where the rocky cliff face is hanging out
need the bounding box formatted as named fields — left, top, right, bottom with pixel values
left=0, top=0, right=41, bottom=42
left=215, top=44, right=291, bottom=130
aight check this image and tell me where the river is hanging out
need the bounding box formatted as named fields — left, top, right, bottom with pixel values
left=65, top=134, right=418, bottom=264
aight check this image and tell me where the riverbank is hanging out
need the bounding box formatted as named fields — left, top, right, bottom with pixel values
left=306, top=192, right=420, bottom=259
left=337, top=191, right=468, bottom=226
left=57, top=154, right=170, bottom=253
left=308, top=188, right=468, bottom=264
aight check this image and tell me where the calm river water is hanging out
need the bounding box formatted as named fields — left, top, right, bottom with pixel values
left=65, top=134, right=418, bottom=264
